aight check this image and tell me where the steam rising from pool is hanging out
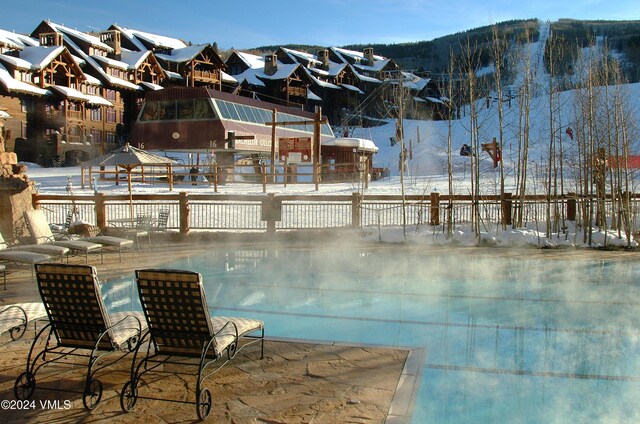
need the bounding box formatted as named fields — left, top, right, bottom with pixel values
left=105, top=245, right=640, bottom=423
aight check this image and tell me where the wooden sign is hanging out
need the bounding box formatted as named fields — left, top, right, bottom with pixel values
left=278, top=137, right=311, bottom=163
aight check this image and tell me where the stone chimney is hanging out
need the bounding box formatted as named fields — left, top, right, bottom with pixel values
left=39, top=32, right=64, bottom=47
left=264, top=54, right=278, bottom=76
left=317, top=49, right=330, bottom=71
left=100, top=30, right=122, bottom=60
left=363, top=47, right=375, bottom=65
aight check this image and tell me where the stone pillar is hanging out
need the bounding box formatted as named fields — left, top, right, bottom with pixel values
left=0, top=149, right=34, bottom=239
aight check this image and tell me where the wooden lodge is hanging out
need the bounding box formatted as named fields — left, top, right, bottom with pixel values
left=0, top=18, right=442, bottom=170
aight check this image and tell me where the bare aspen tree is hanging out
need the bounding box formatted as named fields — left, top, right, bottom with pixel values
left=445, top=49, right=457, bottom=238
left=460, top=37, right=483, bottom=242
left=514, top=28, right=533, bottom=228
left=491, top=24, right=508, bottom=229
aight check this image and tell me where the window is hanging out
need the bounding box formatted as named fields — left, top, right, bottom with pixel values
left=105, top=131, right=117, bottom=143
left=194, top=99, right=214, bottom=119
left=90, top=108, right=102, bottom=121
left=104, top=89, right=117, bottom=101
left=141, top=101, right=159, bottom=121
left=105, top=108, right=116, bottom=123
left=90, top=129, right=102, bottom=144
left=158, top=101, right=176, bottom=120
left=177, top=99, right=194, bottom=119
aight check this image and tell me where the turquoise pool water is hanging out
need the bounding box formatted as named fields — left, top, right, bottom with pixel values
left=104, top=247, right=640, bottom=423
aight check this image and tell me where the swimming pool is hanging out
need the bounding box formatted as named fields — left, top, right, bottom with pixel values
left=104, top=246, right=640, bottom=423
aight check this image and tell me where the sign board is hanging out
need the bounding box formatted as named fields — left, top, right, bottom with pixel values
left=261, top=198, right=282, bottom=221
left=279, top=137, right=311, bottom=163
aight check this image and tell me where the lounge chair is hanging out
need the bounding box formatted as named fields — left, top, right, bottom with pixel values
left=0, top=231, right=69, bottom=263
left=0, top=232, right=52, bottom=274
left=120, top=269, right=264, bottom=420
left=0, top=302, right=48, bottom=342
left=24, top=210, right=103, bottom=264
left=14, top=263, right=146, bottom=410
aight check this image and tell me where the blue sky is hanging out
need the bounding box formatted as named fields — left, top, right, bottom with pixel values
left=2, top=0, right=639, bottom=49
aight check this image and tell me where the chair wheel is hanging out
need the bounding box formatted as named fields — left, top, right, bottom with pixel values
left=83, top=379, right=103, bottom=410
left=14, top=372, right=36, bottom=400
left=120, top=381, right=138, bottom=412
left=196, top=387, right=212, bottom=420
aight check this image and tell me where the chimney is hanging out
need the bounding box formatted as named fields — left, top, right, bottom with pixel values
left=317, top=49, right=330, bottom=70
left=100, top=30, right=122, bottom=59
left=39, top=32, right=64, bottom=47
left=264, top=54, right=278, bottom=76
left=363, top=47, right=374, bottom=65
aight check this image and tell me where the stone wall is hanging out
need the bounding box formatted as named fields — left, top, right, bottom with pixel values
left=0, top=126, right=34, bottom=239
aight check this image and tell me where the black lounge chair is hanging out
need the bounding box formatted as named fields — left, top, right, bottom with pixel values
left=120, top=269, right=264, bottom=420
left=14, top=263, right=146, bottom=410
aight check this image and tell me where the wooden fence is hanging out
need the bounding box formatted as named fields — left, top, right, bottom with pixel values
left=32, top=192, right=640, bottom=235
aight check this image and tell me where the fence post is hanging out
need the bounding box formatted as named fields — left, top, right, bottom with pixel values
left=430, top=192, right=440, bottom=225
left=352, top=192, right=362, bottom=228
left=502, top=192, right=512, bottom=226
left=95, top=192, right=107, bottom=229
left=567, top=192, right=576, bottom=221
left=32, top=193, right=40, bottom=209
left=179, top=192, right=190, bottom=234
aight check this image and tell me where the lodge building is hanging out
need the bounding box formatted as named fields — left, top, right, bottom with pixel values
left=0, top=19, right=450, bottom=167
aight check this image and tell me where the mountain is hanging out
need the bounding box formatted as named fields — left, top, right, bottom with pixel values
left=251, top=19, right=640, bottom=82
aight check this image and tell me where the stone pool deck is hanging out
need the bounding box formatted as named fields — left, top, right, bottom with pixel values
left=0, top=238, right=417, bottom=423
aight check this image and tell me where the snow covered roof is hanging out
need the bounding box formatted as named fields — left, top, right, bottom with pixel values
left=119, top=50, right=152, bottom=69
left=0, top=110, right=10, bottom=118
left=425, top=96, right=444, bottom=104
left=354, top=58, right=391, bottom=73
left=91, top=54, right=129, bottom=70
left=307, top=89, right=322, bottom=101
left=221, top=71, right=237, bottom=83
left=57, top=33, right=140, bottom=91
left=20, top=46, right=67, bottom=69
left=323, top=137, right=379, bottom=153
left=139, top=81, right=164, bottom=91
left=155, top=44, right=207, bottom=63
left=164, top=69, right=184, bottom=80
left=113, top=25, right=187, bottom=50
left=331, top=47, right=385, bottom=64
left=234, top=67, right=265, bottom=87
left=82, top=73, right=102, bottom=86
left=256, top=63, right=300, bottom=81
left=302, top=67, right=340, bottom=89
left=234, top=51, right=264, bottom=69
left=0, top=53, right=32, bottom=70
left=48, top=85, right=113, bottom=106
left=0, top=29, right=38, bottom=49
left=341, top=83, right=364, bottom=94
left=281, top=47, right=322, bottom=67
left=0, top=63, right=48, bottom=96
left=350, top=65, right=381, bottom=83
left=45, top=21, right=113, bottom=52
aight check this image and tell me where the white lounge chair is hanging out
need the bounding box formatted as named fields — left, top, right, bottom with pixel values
left=0, top=233, right=51, bottom=274
left=0, top=232, right=69, bottom=263
left=24, top=210, right=103, bottom=264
